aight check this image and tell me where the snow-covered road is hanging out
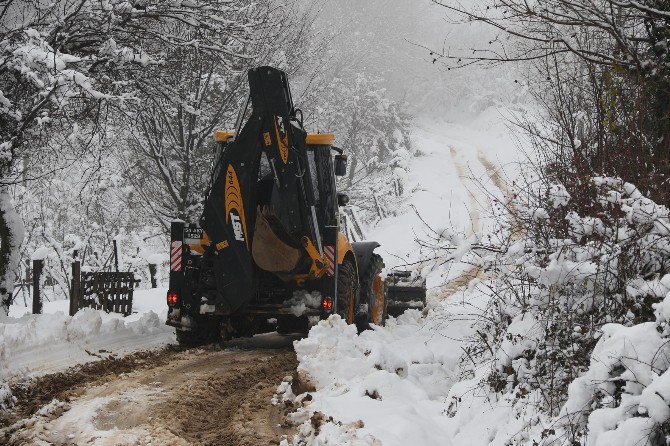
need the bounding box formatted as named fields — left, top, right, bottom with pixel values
left=2, top=335, right=300, bottom=445
left=0, top=110, right=525, bottom=446
left=2, top=288, right=175, bottom=381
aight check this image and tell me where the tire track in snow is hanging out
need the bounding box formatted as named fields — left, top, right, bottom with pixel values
left=436, top=146, right=493, bottom=299
left=437, top=149, right=517, bottom=299
left=2, top=338, right=299, bottom=446
left=477, top=150, right=524, bottom=241
left=449, top=146, right=482, bottom=236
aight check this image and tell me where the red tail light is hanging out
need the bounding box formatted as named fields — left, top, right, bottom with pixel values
left=321, top=297, right=333, bottom=311
left=167, top=290, right=179, bottom=307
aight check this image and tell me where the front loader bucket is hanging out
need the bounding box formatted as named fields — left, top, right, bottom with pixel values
left=385, top=271, right=427, bottom=317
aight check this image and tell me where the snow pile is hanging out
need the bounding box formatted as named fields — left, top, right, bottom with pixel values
left=284, top=175, right=670, bottom=445
left=280, top=286, right=490, bottom=446
left=281, top=409, right=380, bottom=446
left=1, top=288, right=174, bottom=381
left=283, top=290, right=322, bottom=317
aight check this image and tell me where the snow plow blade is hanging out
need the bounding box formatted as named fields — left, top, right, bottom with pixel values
left=385, top=271, right=427, bottom=317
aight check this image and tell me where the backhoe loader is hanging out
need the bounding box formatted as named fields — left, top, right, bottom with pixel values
left=165, top=67, right=425, bottom=345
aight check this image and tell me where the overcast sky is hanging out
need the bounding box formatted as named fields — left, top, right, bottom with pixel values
left=307, top=0, right=522, bottom=118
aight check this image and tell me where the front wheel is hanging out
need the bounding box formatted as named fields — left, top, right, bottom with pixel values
left=357, top=253, right=386, bottom=331
left=337, top=259, right=359, bottom=324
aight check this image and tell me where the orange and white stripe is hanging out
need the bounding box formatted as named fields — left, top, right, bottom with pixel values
left=170, top=241, right=183, bottom=272
left=323, top=245, right=335, bottom=276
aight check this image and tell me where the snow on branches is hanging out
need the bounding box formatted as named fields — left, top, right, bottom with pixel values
left=453, top=176, right=670, bottom=445
left=432, top=0, right=670, bottom=77
left=0, top=0, right=292, bottom=313
left=311, top=70, right=413, bottom=222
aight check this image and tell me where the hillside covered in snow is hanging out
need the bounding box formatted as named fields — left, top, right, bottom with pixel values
left=3, top=1, right=670, bottom=445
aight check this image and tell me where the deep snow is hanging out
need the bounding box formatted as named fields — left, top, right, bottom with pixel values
left=2, top=288, right=174, bottom=381
left=370, top=109, right=521, bottom=286
left=281, top=109, right=670, bottom=446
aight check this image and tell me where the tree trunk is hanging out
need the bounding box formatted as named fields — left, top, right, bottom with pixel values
left=347, top=155, right=357, bottom=188
left=0, top=187, right=26, bottom=317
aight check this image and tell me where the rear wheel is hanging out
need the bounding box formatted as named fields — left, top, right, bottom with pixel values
left=175, top=327, right=209, bottom=347
left=175, top=316, right=224, bottom=347
left=277, top=315, right=309, bottom=335
left=357, top=253, right=386, bottom=331
left=337, top=259, right=358, bottom=324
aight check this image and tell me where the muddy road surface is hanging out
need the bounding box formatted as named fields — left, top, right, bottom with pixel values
left=1, top=333, right=300, bottom=446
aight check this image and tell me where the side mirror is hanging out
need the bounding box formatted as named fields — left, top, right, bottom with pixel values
left=337, top=193, right=350, bottom=207
left=334, top=154, right=348, bottom=177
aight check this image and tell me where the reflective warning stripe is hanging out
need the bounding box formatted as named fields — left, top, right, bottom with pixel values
left=324, top=245, right=335, bottom=276
left=170, top=241, right=183, bottom=272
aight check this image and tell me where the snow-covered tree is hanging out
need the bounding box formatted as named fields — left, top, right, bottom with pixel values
left=0, top=0, right=267, bottom=315
left=15, top=137, right=164, bottom=300
left=433, top=0, right=670, bottom=204
left=311, top=71, right=412, bottom=191
left=118, top=1, right=317, bottom=225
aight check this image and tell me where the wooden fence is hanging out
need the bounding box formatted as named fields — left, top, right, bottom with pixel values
left=27, top=244, right=149, bottom=316
left=69, top=261, right=140, bottom=316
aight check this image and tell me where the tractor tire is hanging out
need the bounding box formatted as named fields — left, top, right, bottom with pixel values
left=357, top=253, right=386, bottom=332
left=231, top=315, right=258, bottom=338
left=277, top=315, right=309, bottom=335
left=175, top=316, right=223, bottom=347
left=175, top=327, right=208, bottom=347
left=337, top=259, right=359, bottom=324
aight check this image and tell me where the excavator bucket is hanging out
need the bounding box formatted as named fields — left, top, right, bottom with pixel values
left=252, top=206, right=304, bottom=275
left=385, top=271, right=427, bottom=317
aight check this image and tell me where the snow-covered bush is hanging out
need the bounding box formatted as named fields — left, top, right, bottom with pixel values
left=1, top=0, right=273, bottom=313
left=453, top=176, right=670, bottom=445
left=310, top=70, right=413, bottom=223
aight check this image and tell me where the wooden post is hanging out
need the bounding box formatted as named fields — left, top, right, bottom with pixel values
left=112, top=240, right=119, bottom=272
left=148, top=264, right=157, bottom=288
left=24, top=262, right=31, bottom=307
left=32, top=259, right=43, bottom=314
left=69, top=261, right=81, bottom=316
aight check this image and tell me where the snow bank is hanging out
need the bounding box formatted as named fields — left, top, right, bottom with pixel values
left=1, top=288, right=175, bottom=381
left=281, top=286, right=490, bottom=446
